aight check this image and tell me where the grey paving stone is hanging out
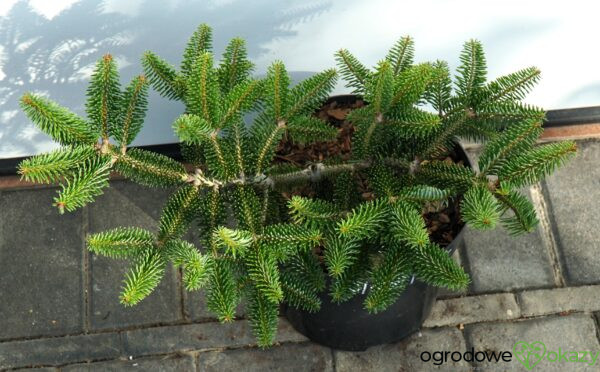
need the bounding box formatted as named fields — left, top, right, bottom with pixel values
left=109, top=181, right=174, bottom=221
left=462, top=221, right=555, bottom=293
left=199, top=342, right=332, bottom=372
left=0, top=188, right=84, bottom=340
left=11, top=368, right=58, bottom=371
left=544, top=140, right=600, bottom=285
left=517, top=285, right=600, bottom=317
left=62, top=354, right=195, bottom=371
left=0, top=333, right=122, bottom=370
left=88, top=185, right=182, bottom=330
left=185, top=291, right=214, bottom=321
left=123, top=318, right=307, bottom=357
left=424, top=293, right=520, bottom=328
left=465, top=314, right=600, bottom=371
left=334, top=327, right=470, bottom=372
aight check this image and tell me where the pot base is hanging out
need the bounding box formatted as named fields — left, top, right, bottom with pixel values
left=283, top=279, right=438, bottom=351
left=283, top=226, right=466, bottom=351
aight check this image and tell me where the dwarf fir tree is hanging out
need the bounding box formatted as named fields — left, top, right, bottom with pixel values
left=18, top=24, right=576, bottom=347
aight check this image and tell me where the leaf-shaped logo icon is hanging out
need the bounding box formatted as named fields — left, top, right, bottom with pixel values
left=513, top=341, right=546, bottom=370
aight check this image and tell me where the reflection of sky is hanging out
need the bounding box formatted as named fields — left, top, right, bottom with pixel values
left=1, top=0, right=599, bottom=158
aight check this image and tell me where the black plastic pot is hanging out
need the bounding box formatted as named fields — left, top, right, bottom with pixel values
left=282, top=94, right=472, bottom=351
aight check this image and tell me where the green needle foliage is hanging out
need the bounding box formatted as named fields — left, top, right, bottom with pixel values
left=19, top=53, right=156, bottom=214
left=20, top=93, right=98, bottom=146
left=120, top=249, right=166, bottom=306
left=54, top=156, right=111, bottom=214
left=86, top=54, right=121, bottom=140
left=87, top=227, right=154, bottom=259
left=18, top=145, right=96, bottom=184
left=165, top=239, right=213, bottom=290
left=461, top=186, right=501, bottom=230
left=18, top=25, right=576, bottom=347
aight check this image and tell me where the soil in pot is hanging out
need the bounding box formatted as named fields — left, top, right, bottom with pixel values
left=274, top=94, right=470, bottom=351
left=274, top=95, right=466, bottom=247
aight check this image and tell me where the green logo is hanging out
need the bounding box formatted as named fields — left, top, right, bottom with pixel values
left=513, top=341, right=546, bottom=370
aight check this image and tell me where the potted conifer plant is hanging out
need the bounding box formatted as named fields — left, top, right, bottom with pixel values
left=18, top=24, right=576, bottom=350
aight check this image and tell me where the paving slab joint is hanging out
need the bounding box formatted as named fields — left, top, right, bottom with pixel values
left=82, top=206, right=91, bottom=332
left=529, top=183, right=566, bottom=287
left=177, top=267, right=189, bottom=322
left=592, top=313, right=600, bottom=348
left=330, top=347, right=337, bottom=372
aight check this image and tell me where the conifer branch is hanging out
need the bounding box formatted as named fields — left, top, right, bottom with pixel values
left=324, top=236, right=360, bottom=278
left=86, top=54, right=121, bottom=140
left=120, top=248, right=165, bottom=306
left=141, top=51, right=183, bottom=100
left=87, top=227, right=154, bottom=259
left=280, top=271, right=321, bottom=312
left=20, top=93, right=98, bottom=145
left=338, top=199, right=390, bottom=238
left=206, top=259, right=239, bottom=322
left=158, top=185, right=200, bottom=243
left=364, top=244, right=410, bottom=313
left=286, top=116, right=338, bottom=144
left=288, top=196, right=342, bottom=228
left=266, top=61, right=289, bottom=121
left=389, top=63, right=433, bottom=108
left=165, top=239, right=212, bottom=290
left=413, top=242, right=470, bottom=290
left=478, top=118, right=543, bottom=175
left=218, top=37, right=254, bottom=93
left=173, top=114, right=214, bottom=144
left=498, top=141, right=577, bottom=189
left=114, top=148, right=188, bottom=187
left=455, top=39, right=486, bottom=105
left=213, top=227, right=253, bottom=258
left=335, top=49, right=370, bottom=93
left=484, top=66, right=541, bottom=103
left=218, top=79, right=261, bottom=128
left=247, top=286, right=279, bottom=347
left=234, top=186, right=262, bottom=234
left=367, top=61, right=393, bottom=114
left=494, top=189, right=539, bottom=235
left=260, top=224, right=322, bottom=253
left=18, top=146, right=96, bottom=184
left=390, top=201, right=429, bottom=248
left=254, top=120, right=287, bottom=176
left=246, top=247, right=283, bottom=303
left=461, top=185, right=501, bottom=229
left=54, top=156, right=111, bottom=214
left=186, top=52, right=220, bottom=125
left=117, top=75, right=149, bottom=149
left=286, top=69, right=337, bottom=117
left=424, top=60, right=452, bottom=115
left=181, top=24, right=213, bottom=77
left=386, top=36, right=414, bottom=75
left=198, top=188, right=226, bottom=254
